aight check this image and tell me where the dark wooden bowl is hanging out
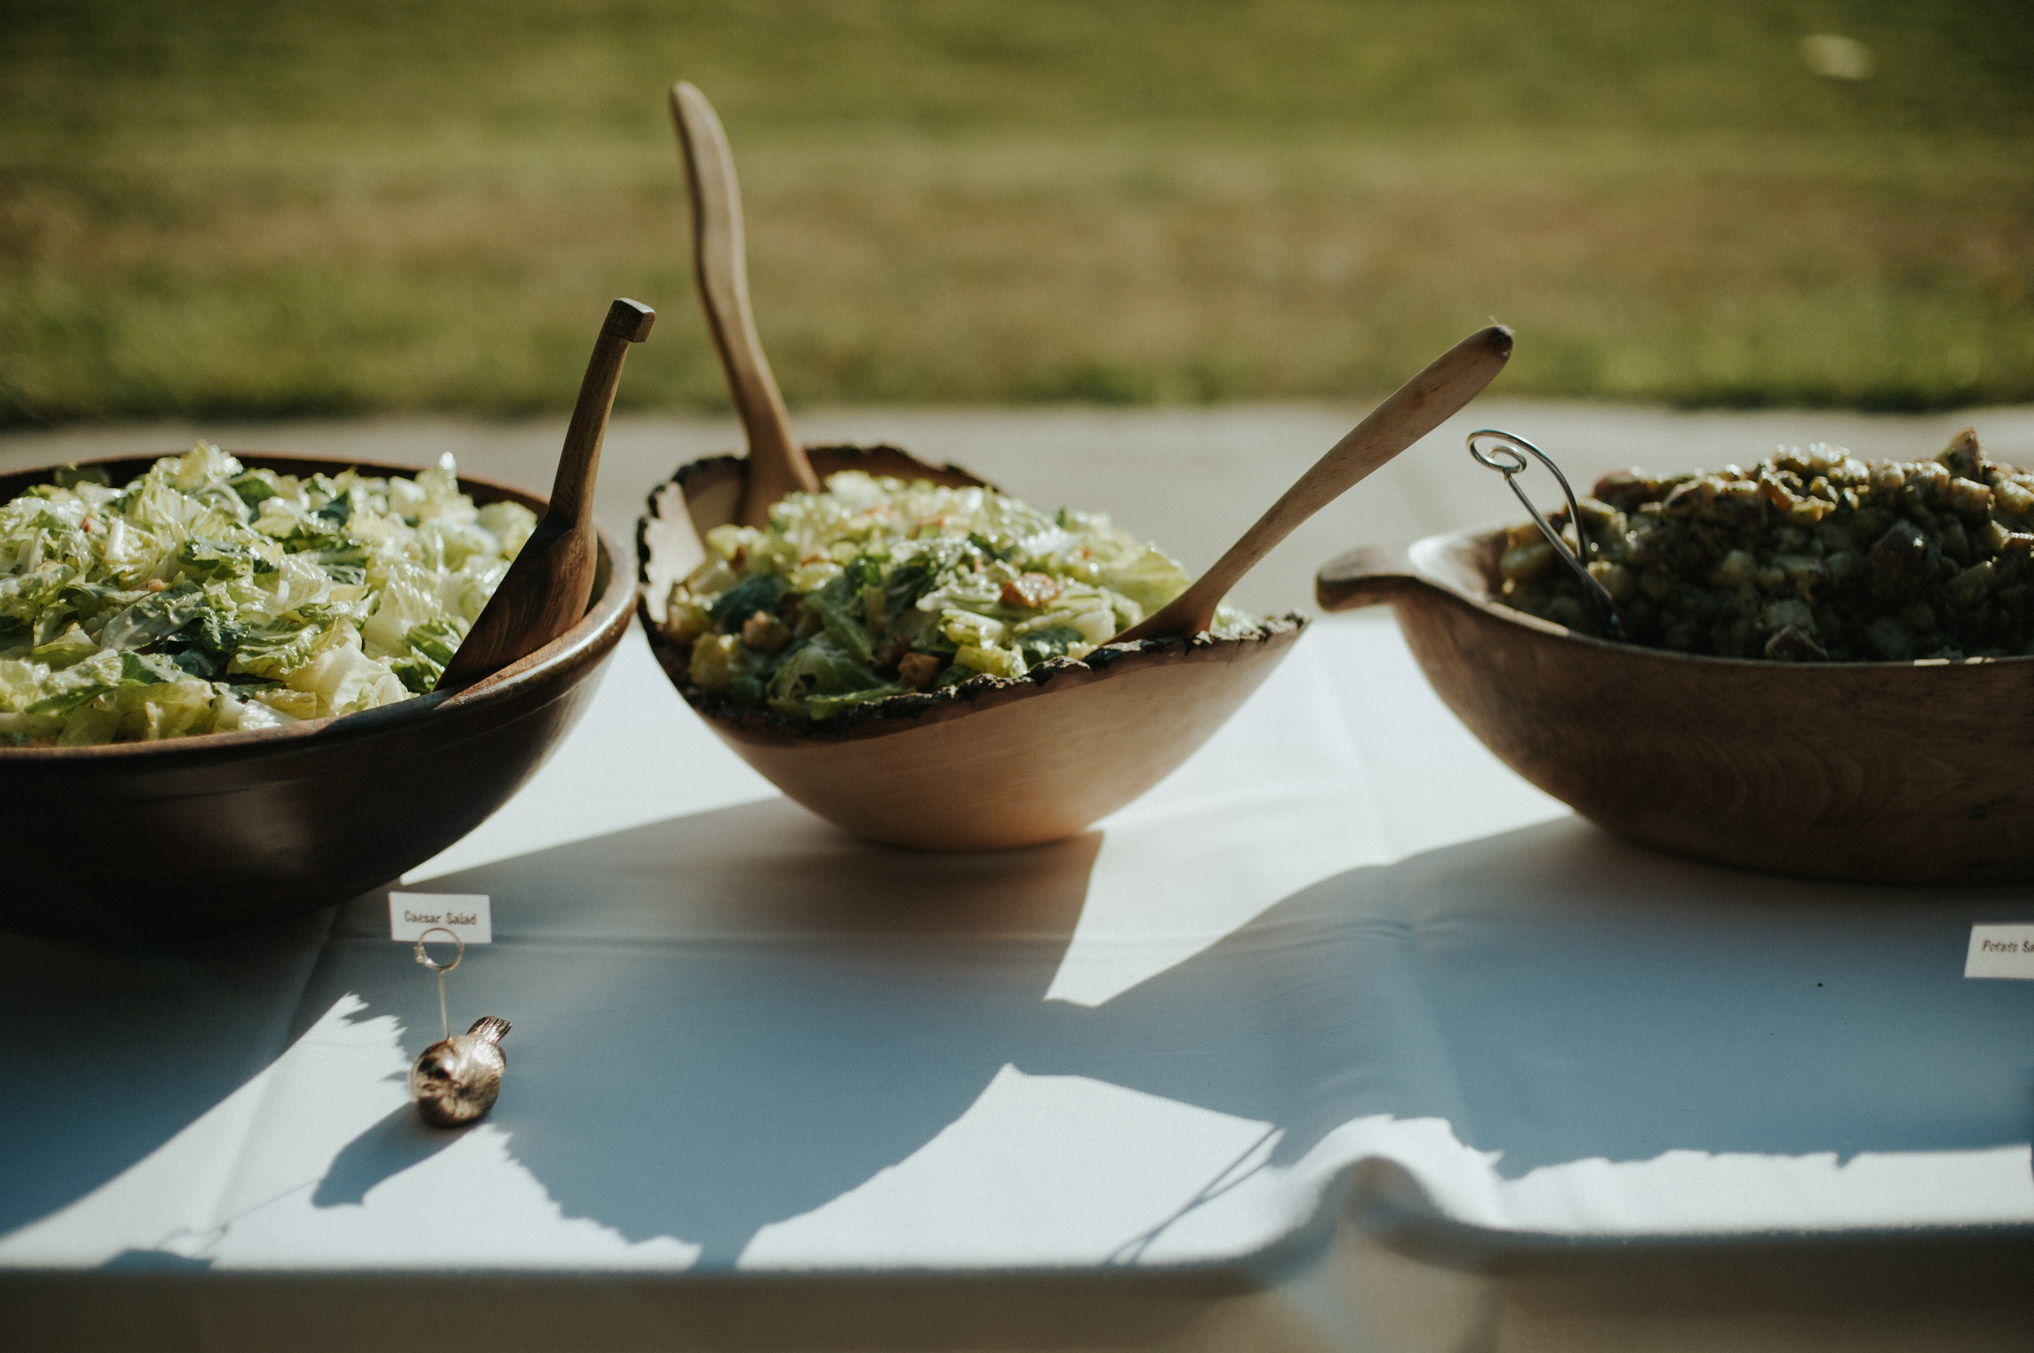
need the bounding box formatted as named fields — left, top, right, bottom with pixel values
left=639, top=446, right=1306, bottom=850
left=0, top=453, right=636, bottom=938
left=1317, top=530, right=2034, bottom=885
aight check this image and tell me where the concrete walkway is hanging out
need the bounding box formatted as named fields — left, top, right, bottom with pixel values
left=7, top=401, right=2031, bottom=617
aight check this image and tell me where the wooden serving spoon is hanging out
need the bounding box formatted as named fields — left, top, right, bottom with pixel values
left=435, top=297, right=655, bottom=691
left=669, top=81, right=819, bottom=528
left=1111, top=323, right=1513, bottom=644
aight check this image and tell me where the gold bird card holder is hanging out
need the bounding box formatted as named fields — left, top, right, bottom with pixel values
left=408, top=927, right=512, bottom=1128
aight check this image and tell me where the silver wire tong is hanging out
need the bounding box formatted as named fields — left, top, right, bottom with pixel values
left=1467, top=428, right=1625, bottom=636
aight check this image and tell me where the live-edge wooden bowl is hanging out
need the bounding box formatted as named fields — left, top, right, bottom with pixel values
left=639, top=445, right=1306, bottom=851
left=1318, top=530, right=2034, bottom=885
left=0, top=452, right=636, bottom=938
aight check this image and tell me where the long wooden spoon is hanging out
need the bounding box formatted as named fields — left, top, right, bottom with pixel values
left=669, top=81, right=819, bottom=528
left=1111, top=324, right=1513, bottom=644
left=435, top=297, right=655, bottom=691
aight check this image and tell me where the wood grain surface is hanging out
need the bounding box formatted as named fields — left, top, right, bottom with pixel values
left=1116, top=324, right=1510, bottom=643
left=436, top=298, right=651, bottom=690
left=669, top=81, right=819, bottom=527
left=1319, top=532, right=2034, bottom=885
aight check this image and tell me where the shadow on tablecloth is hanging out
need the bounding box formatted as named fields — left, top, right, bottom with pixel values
left=318, top=805, right=2034, bottom=1263
left=4, top=802, right=2031, bottom=1263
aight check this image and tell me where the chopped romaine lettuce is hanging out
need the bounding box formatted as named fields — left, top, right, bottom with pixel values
left=0, top=442, right=534, bottom=746
left=661, top=470, right=1257, bottom=721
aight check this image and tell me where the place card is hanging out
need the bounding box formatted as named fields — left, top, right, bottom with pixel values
left=1964, top=923, right=2034, bottom=979
left=388, top=892, right=492, bottom=944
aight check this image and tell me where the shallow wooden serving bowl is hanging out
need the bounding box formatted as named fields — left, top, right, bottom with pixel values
left=1318, top=531, right=2034, bottom=886
left=640, top=446, right=1305, bottom=851
left=0, top=453, right=636, bottom=938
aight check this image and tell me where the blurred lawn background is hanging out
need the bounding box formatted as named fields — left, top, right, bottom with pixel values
left=2, top=0, right=2030, bottom=426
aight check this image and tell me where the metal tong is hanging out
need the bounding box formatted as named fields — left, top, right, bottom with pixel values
left=1467, top=428, right=1625, bottom=637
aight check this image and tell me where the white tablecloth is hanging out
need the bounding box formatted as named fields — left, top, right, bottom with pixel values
left=4, top=615, right=2032, bottom=1349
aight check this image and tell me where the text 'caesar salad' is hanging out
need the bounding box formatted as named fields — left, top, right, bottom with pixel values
left=660, top=470, right=1257, bottom=722
left=0, top=443, right=535, bottom=746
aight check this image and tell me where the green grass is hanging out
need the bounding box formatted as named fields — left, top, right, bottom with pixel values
left=2, top=0, right=2031, bottom=424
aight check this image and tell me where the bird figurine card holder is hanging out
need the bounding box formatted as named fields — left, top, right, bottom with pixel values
left=388, top=892, right=512, bottom=1128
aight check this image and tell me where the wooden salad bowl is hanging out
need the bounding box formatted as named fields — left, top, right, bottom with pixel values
left=639, top=445, right=1306, bottom=851
left=1317, top=530, right=2034, bottom=885
left=0, top=452, right=636, bottom=938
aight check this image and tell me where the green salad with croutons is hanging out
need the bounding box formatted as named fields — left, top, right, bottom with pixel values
left=659, top=470, right=1256, bottom=721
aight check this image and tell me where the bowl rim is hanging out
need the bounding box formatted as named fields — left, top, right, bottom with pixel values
left=645, top=614, right=1311, bottom=746
left=637, top=444, right=1311, bottom=745
left=1383, top=526, right=2033, bottom=673
left=0, top=449, right=636, bottom=761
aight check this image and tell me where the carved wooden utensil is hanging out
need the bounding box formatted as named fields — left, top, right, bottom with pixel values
left=1113, top=323, right=1513, bottom=643
left=1317, top=531, right=2034, bottom=885
left=669, top=80, right=819, bottom=528
left=436, top=298, right=653, bottom=691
